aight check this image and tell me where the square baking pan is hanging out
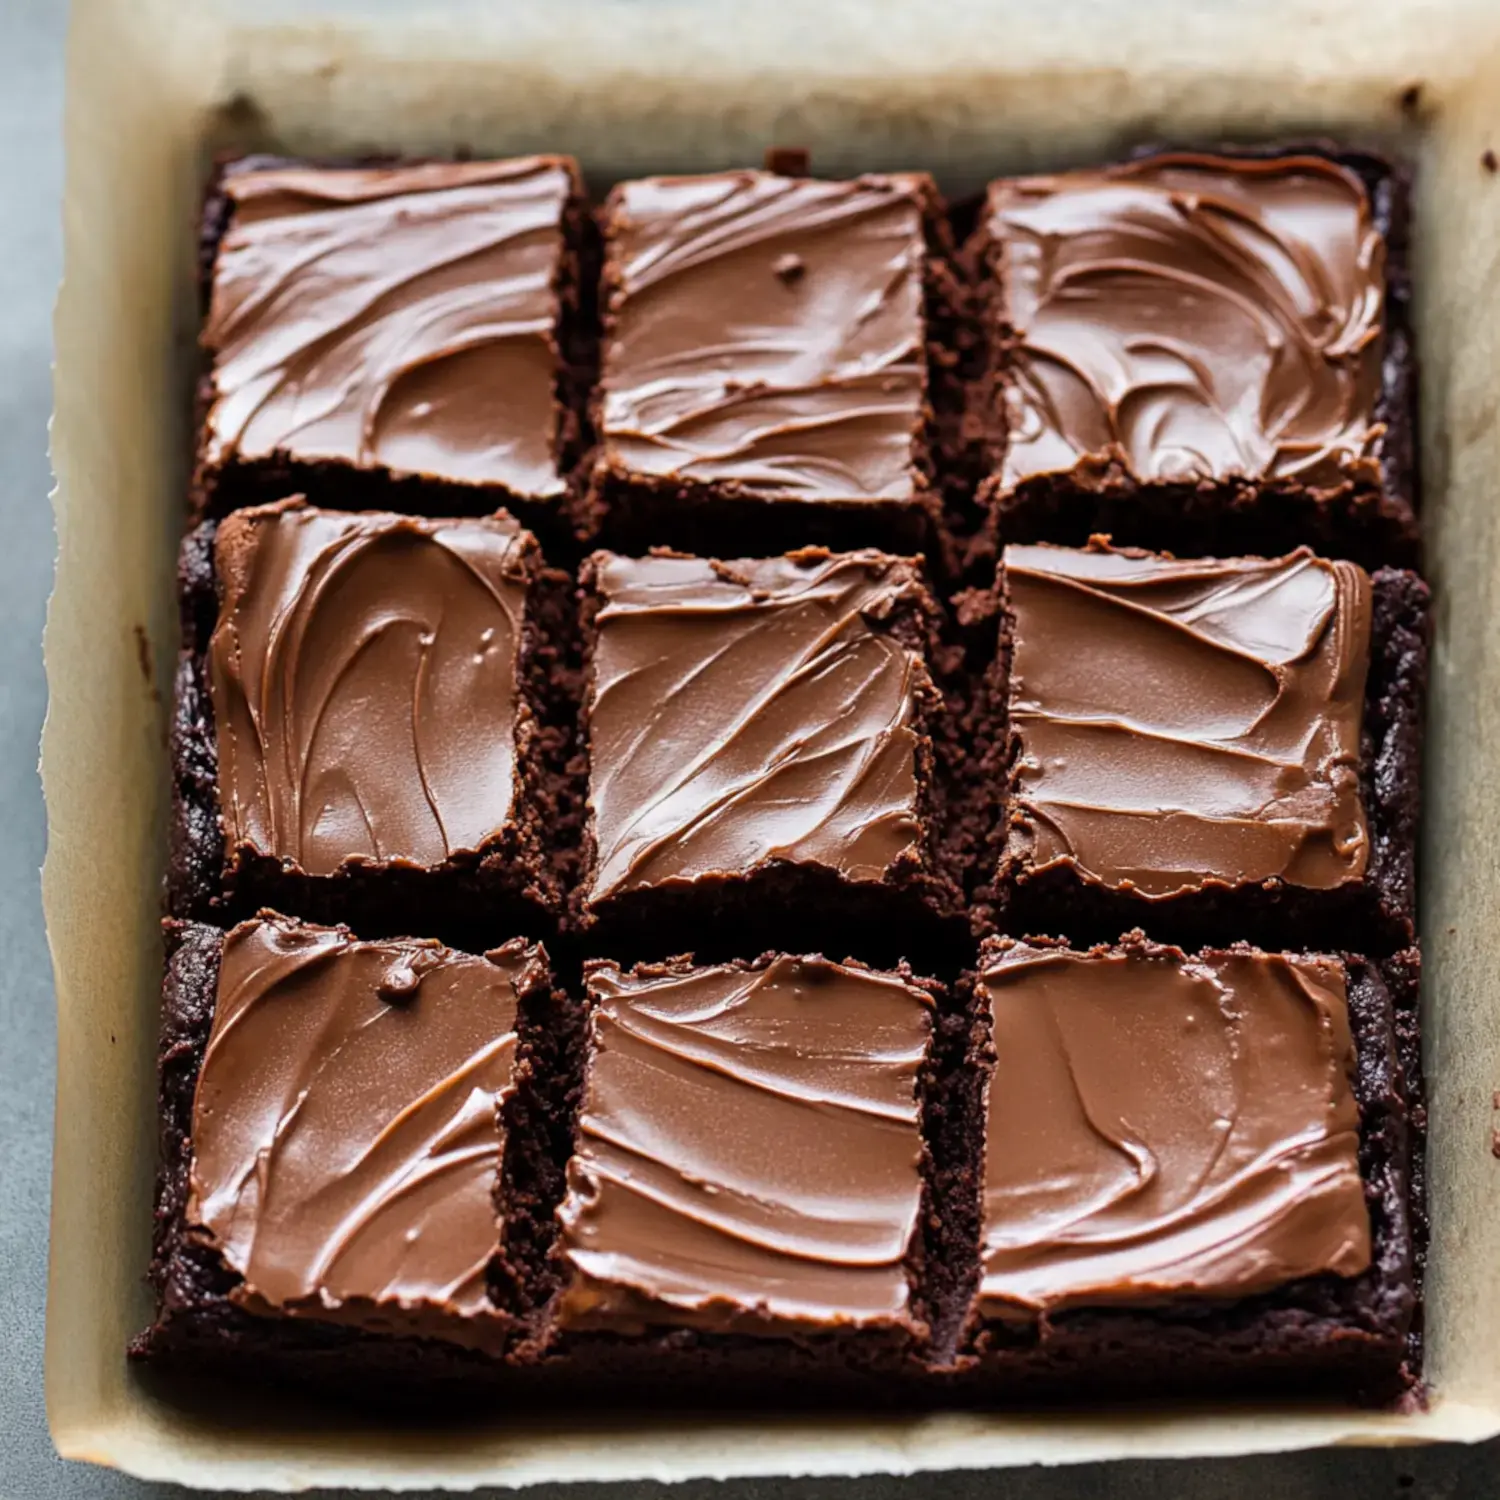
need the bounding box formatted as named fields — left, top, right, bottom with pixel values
left=42, top=0, right=1500, bottom=1486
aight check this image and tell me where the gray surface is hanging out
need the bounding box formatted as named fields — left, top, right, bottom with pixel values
left=0, top=1, right=1495, bottom=1496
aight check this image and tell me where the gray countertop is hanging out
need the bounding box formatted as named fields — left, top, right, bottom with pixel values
left=0, top=1, right=1494, bottom=1495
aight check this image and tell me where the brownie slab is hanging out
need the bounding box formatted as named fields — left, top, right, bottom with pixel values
left=132, top=915, right=572, bottom=1395
left=168, top=499, right=577, bottom=945
left=575, top=547, right=967, bottom=965
left=980, top=540, right=1427, bottom=952
left=949, top=934, right=1415, bottom=1403
left=192, top=156, right=587, bottom=541
left=525, top=953, right=943, bottom=1401
left=584, top=170, right=962, bottom=561
left=968, top=149, right=1419, bottom=569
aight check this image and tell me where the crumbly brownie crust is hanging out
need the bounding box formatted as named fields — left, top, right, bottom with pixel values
left=517, top=952, right=949, bottom=1405
left=581, top=171, right=967, bottom=569
left=974, top=552, right=1428, bottom=954
left=572, top=547, right=969, bottom=968
left=945, top=932, right=1415, bottom=1404
left=189, top=154, right=592, bottom=554
left=130, top=918, right=580, bottom=1401
left=166, top=503, right=581, bottom=950
left=965, top=145, right=1419, bottom=573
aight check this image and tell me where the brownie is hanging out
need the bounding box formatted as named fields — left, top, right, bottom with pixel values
left=190, top=155, right=590, bottom=547
left=582, top=169, right=968, bottom=564
left=520, top=952, right=946, bottom=1402
left=966, top=147, right=1419, bottom=571
left=944, top=933, right=1415, bottom=1404
left=975, top=540, right=1428, bottom=953
left=573, top=547, right=969, bottom=967
left=168, top=498, right=580, bottom=947
left=130, top=914, right=578, bottom=1398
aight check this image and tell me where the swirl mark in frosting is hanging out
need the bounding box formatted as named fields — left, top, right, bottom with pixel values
left=599, top=171, right=928, bottom=501
left=556, top=956, right=932, bottom=1334
left=585, top=550, right=927, bottom=903
left=976, top=940, right=1370, bottom=1316
left=187, top=916, right=539, bottom=1345
left=205, top=157, right=574, bottom=496
left=990, top=154, right=1386, bottom=494
left=210, top=501, right=532, bottom=876
left=1003, top=541, right=1372, bottom=897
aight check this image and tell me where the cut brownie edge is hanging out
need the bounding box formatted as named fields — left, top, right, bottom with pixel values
left=946, top=933, right=1414, bottom=1407
left=571, top=548, right=971, bottom=972
left=190, top=153, right=591, bottom=558
left=977, top=562, right=1427, bottom=956
left=133, top=917, right=563, bottom=1403
left=1383, top=945, right=1426, bottom=1390
left=166, top=506, right=573, bottom=951
left=965, top=144, right=1420, bottom=573
left=584, top=174, right=963, bottom=572
left=516, top=952, right=949, bottom=1406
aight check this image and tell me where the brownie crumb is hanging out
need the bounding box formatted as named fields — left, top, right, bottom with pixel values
left=764, top=145, right=811, bottom=176
left=1483, top=149, right=1497, bottom=174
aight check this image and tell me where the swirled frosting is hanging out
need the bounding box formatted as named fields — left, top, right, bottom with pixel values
left=584, top=549, right=928, bottom=903
left=203, top=157, right=574, bottom=497
left=975, top=940, right=1370, bottom=1316
left=989, top=154, right=1386, bottom=494
left=555, top=955, right=932, bottom=1334
left=209, top=500, right=533, bottom=876
left=1003, top=541, right=1372, bottom=897
left=597, top=171, right=928, bottom=501
left=187, top=916, right=543, bottom=1346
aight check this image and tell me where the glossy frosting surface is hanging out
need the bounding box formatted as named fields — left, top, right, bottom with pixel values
left=210, top=501, right=532, bottom=877
left=556, top=956, right=931, bottom=1334
left=989, top=154, right=1385, bottom=493
left=585, top=549, right=927, bottom=902
left=204, top=158, right=572, bottom=496
left=977, top=941, right=1371, bottom=1316
left=187, top=917, right=539, bottom=1344
left=599, top=171, right=928, bottom=502
left=1004, top=541, right=1372, bottom=897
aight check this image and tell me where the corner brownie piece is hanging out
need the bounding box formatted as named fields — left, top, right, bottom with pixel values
left=168, top=499, right=577, bottom=944
left=584, top=170, right=963, bottom=561
left=132, top=915, right=573, bottom=1394
left=575, top=547, right=967, bottom=964
left=948, top=934, right=1415, bottom=1403
left=968, top=149, right=1418, bottom=569
left=524, top=953, right=943, bottom=1401
left=980, top=540, right=1427, bottom=952
left=192, top=156, right=587, bottom=540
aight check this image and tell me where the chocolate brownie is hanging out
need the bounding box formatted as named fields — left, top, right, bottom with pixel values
left=975, top=541, right=1427, bottom=953
left=944, top=934, right=1415, bottom=1404
left=191, top=155, right=590, bottom=548
left=131, top=915, right=579, bottom=1397
left=168, top=499, right=580, bottom=947
left=582, top=170, right=968, bottom=564
left=573, top=547, right=969, bottom=966
left=966, top=148, right=1419, bottom=571
left=521, top=953, right=946, bottom=1402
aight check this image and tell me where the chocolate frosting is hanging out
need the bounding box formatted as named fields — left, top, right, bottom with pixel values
left=186, top=917, right=542, bottom=1346
left=976, top=940, right=1371, bottom=1316
left=556, top=956, right=932, bottom=1335
left=204, top=157, right=573, bottom=497
left=989, top=154, right=1385, bottom=494
left=1004, top=541, right=1372, bottom=897
left=209, top=500, right=533, bottom=877
left=585, top=550, right=927, bottom=903
left=599, top=171, right=928, bottom=501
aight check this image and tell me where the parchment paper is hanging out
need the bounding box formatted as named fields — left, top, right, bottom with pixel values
left=41, top=0, right=1500, bottom=1486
